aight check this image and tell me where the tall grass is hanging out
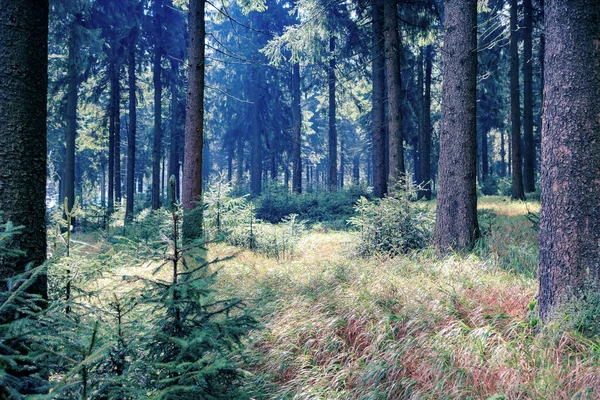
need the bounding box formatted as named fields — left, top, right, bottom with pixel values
left=212, top=196, right=600, bottom=399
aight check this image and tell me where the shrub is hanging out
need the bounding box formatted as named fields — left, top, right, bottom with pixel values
left=254, top=183, right=371, bottom=227
left=348, top=187, right=434, bottom=257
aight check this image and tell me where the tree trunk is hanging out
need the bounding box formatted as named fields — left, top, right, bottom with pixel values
left=108, top=59, right=115, bottom=211
left=115, top=66, right=122, bottom=204
left=250, top=75, right=262, bottom=196
left=182, top=0, right=205, bottom=239
left=168, top=58, right=180, bottom=203
left=499, top=127, right=506, bottom=176
left=510, top=0, right=525, bottom=200
left=0, top=0, right=48, bottom=296
left=339, top=135, right=345, bottom=188
left=538, top=0, right=600, bottom=323
left=353, top=154, right=360, bottom=184
left=384, top=0, right=404, bottom=184
left=291, top=63, right=302, bottom=194
left=152, top=0, right=163, bottom=209
left=372, top=0, right=387, bottom=198
left=227, top=142, right=233, bottom=183
left=522, top=0, right=535, bottom=192
left=64, top=19, right=79, bottom=223
left=236, top=135, right=244, bottom=185
left=419, top=45, right=433, bottom=200
left=537, top=0, right=544, bottom=176
left=434, top=0, right=479, bottom=253
left=125, top=27, right=137, bottom=223
left=328, top=36, right=337, bottom=192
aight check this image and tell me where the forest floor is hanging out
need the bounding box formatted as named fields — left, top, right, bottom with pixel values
left=208, top=197, right=600, bottom=399
left=64, top=196, right=600, bottom=399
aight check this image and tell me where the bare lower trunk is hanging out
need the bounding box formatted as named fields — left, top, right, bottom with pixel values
left=538, top=0, right=600, bottom=323
left=152, top=0, right=163, bottom=209
left=434, top=0, right=479, bottom=253
left=182, top=0, right=205, bottom=240
left=522, top=0, right=535, bottom=192
left=125, top=27, right=137, bottom=223
left=510, top=0, right=524, bottom=200
left=372, top=0, right=387, bottom=198
left=0, top=0, right=48, bottom=296
left=328, top=36, right=337, bottom=191
left=383, top=0, right=404, bottom=183
left=291, top=63, right=302, bottom=194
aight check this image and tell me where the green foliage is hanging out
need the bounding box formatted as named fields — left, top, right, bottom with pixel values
left=254, top=184, right=371, bottom=228
left=228, top=213, right=307, bottom=260
left=348, top=188, right=434, bottom=257
left=480, top=175, right=499, bottom=196
left=142, top=195, right=257, bottom=399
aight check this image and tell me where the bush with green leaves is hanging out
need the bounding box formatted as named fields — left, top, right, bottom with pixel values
left=348, top=188, right=434, bottom=257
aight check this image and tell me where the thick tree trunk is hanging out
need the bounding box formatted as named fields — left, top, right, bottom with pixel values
left=372, top=0, right=387, bottom=198
left=383, top=0, right=404, bottom=184
left=64, top=20, right=79, bottom=223
left=522, top=0, right=535, bottom=192
left=152, top=0, right=163, bottom=209
left=538, top=0, right=600, bottom=323
left=0, top=0, right=48, bottom=296
left=168, top=59, right=180, bottom=203
left=328, top=36, right=337, bottom=192
left=125, top=27, right=137, bottom=223
left=510, top=0, right=525, bottom=200
left=182, top=0, right=205, bottom=239
left=291, top=63, right=302, bottom=194
left=435, top=0, right=479, bottom=253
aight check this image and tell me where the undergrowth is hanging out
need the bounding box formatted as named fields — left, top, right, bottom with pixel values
left=212, top=196, right=600, bottom=400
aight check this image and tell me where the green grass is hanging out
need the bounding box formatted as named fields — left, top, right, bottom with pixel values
left=209, top=196, right=600, bottom=399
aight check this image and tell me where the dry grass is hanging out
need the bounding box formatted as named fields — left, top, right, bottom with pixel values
left=209, top=196, right=600, bottom=399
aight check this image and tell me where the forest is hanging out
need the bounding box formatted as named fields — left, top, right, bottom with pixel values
left=0, top=0, right=599, bottom=398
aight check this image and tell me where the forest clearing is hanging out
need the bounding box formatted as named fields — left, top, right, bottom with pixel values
left=2, top=0, right=600, bottom=397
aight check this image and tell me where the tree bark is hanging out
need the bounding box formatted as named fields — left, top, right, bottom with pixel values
left=510, top=0, right=525, bottom=200
left=434, top=0, right=479, bottom=253
left=115, top=65, right=122, bottom=203
left=328, top=36, right=337, bottom=191
left=108, top=59, right=115, bottom=211
left=291, top=63, right=302, bottom=194
left=522, top=0, right=535, bottom=192
left=353, top=154, right=360, bottom=184
left=64, top=19, right=79, bottom=223
left=182, top=0, right=205, bottom=239
left=538, top=0, right=600, bottom=323
left=125, top=26, right=137, bottom=223
left=372, top=0, right=387, bottom=198
left=0, top=0, right=48, bottom=296
left=152, top=0, right=163, bottom=209
left=168, top=59, right=180, bottom=203
left=236, top=135, right=244, bottom=185
left=418, top=46, right=432, bottom=200
left=383, top=0, right=404, bottom=184
left=250, top=80, right=262, bottom=196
